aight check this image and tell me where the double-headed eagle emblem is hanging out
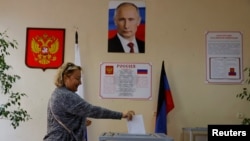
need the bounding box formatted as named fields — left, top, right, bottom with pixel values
left=31, top=34, right=59, bottom=65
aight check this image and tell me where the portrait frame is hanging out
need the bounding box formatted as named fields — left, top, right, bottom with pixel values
left=107, top=0, right=146, bottom=53
left=25, top=27, right=65, bottom=71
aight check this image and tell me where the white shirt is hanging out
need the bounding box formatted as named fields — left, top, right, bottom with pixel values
left=117, top=34, right=139, bottom=53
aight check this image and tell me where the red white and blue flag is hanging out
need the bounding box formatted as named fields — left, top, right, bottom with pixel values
left=137, top=69, right=148, bottom=74
left=74, top=31, right=88, bottom=141
left=155, top=61, right=174, bottom=134
left=74, top=31, right=84, bottom=98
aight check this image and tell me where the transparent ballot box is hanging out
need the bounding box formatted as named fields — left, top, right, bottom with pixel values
left=99, top=132, right=174, bottom=141
left=182, top=127, right=207, bottom=141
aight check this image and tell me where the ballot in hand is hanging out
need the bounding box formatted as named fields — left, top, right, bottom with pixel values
left=122, top=110, right=135, bottom=121
left=127, top=114, right=146, bottom=134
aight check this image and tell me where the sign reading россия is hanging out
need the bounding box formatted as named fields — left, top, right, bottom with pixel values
left=208, top=125, right=250, bottom=141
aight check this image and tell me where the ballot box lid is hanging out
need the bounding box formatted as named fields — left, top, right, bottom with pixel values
left=99, top=132, right=174, bottom=141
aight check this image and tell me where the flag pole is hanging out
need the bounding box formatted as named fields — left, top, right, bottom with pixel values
left=155, top=60, right=174, bottom=134
left=74, top=30, right=88, bottom=141
left=75, top=30, right=78, bottom=44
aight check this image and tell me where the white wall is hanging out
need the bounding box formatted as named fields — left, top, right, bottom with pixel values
left=0, top=0, right=250, bottom=141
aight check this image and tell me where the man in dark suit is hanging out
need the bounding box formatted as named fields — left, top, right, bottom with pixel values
left=108, top=2, right=145, bottom=53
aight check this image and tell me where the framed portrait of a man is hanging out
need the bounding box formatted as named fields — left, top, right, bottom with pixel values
left=108, top=0, right=146, bottom=53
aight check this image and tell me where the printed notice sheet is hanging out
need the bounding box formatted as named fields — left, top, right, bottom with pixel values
left=205, top=31, right=243, bottom=83
left=100, top=62, right=152, bottom=99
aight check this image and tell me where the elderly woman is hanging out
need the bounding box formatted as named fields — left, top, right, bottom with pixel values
left=43, top=62, right=135, bottom=141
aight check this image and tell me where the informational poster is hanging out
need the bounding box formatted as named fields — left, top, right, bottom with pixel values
left=205, top=31, right=243, bottom=83
left=100, top=62, right=152, bottom=99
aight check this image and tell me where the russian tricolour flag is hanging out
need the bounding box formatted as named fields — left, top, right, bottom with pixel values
left=137, top=69, right=148, bottom=74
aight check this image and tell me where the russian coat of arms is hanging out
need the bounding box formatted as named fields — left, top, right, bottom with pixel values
left=25, top=28, right=65, bottom=71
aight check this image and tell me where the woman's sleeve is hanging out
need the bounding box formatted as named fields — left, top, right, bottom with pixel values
left=66, top=93, right=123, bottom=119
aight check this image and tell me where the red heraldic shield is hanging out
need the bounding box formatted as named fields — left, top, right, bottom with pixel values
left=25, top=28, right=65, bottom=71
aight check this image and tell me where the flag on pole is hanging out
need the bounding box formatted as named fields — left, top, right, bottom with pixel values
left=74, top=31, right=84, bottom=98
left=74, top=31, right=87, bottom=141
left=155, top=61, right=174, bottom=134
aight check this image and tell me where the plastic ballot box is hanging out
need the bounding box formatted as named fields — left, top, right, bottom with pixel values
left=99, top=132, right=174, bottom=141
left=182, top=127, right=207, bottom=141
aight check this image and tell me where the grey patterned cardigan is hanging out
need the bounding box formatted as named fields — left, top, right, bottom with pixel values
left=43, top=87, right=123, bottom=141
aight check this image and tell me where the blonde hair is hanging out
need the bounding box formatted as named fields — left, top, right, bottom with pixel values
left=54, top=62, right=82, bottom=87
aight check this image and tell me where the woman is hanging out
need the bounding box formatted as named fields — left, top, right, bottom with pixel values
left=43, top=62, right=135, bottom=141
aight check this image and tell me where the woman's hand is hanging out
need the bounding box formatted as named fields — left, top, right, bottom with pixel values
left=85, top=119, right=92, bottom=126
left=122, top=110, right=135, bottom=121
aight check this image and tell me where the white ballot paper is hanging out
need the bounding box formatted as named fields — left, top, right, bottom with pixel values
left=127, top=114, right=146, bottom=134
